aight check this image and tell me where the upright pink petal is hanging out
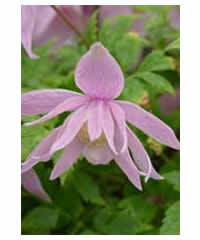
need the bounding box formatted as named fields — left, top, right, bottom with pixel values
left=115, top=151, right=142, bottom=190
left=22, top=127, right=62, bottom=173
left=100, top=102, right=118, bottom=155
left=21, top=169, right=51, bottom=201
left=50, top=138, right=84, bottom=180
left=118, top=101, right=180, bottom=150
left=50, top=105, right=88, bottom=153
left=83, top=143, right=113, bottom=165
left=110, top=102, right=127, bottom=153
left=87, top=100, right=102, bottom=141
left=127, top=127, right=163, bottom=182
left=75, top=42, right=124, bottom=99
left=22, top=89, right=83, bottom=116
left=24, top=95, right=88, bottom=126
left=21, top=5, right=38, bottom=59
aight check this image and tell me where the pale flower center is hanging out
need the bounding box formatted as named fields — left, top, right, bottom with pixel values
left=77, top=122, right=106, bottom=146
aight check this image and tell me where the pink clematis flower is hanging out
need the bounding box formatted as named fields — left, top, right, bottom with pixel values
left=21, top=167, right=50, bottom=201
left=21, top=42, right=179, bottom=190
left=21, top=5, right=85, bottom=58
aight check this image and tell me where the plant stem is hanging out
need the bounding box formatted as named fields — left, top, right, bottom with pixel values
left=50, top=5, right=90, bottom=48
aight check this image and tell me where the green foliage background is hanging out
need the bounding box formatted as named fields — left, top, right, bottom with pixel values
left=21, top=5, right=180, bottom=235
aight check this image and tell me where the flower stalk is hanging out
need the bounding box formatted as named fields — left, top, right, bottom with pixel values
left=51, top=5, right=90, bottom=48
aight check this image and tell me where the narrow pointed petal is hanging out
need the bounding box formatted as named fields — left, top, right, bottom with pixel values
left=83, top=143, right=113, bottom=165
left=87, top=101, right=102, bottom=141
left=50, top=105, right=88, bottom=154
left=75, top=42, right=124, bottom=99
left=21, top=169, right=51, bottom=201
left=115, top=151, right=142, bottom=191
left=127, top=127, right=163, bottom=182
left=118, top=101, right=180, bottom=150
left=100, top=102, right=118, bottom=155
left=22, top=127, right=62, bottom=173
left=50, top=138, right=83, bottom=180
left=110, top=102, right=128, bottom=153
left=24, top=95, right=88, bottom=126
left=22, top=89, right=83, bottom=116
left=21, top=6, right=38, bottom=59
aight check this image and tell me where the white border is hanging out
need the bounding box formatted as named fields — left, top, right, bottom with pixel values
left=7, top=0, right=200, bottom=240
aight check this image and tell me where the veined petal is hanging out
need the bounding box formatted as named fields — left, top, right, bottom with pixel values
left=50, top=105, right=88, bottom=153
left=21, top=127, right=62, bottom=173
left=24, top=95, right=88, bottom=126
left=83, top=142, right=113, bottom=165
left=22, top=89, right=83, bottom=116
left=110, top=102, right=128, bottom=153
left=21, top=6, right=38, bottom=59
left=100, top=102, right=118, bottom=155
left=118, top=101, right=180, bottom=150
left=75, top=42, right=124, bottom=99
left=127, top=127, right=163, bottom=182
left=87, top=100, right=102, bottom=141
left=114, top=151, right=142, bottom=191
left=50, top=137, right=84, bottom=180
left=21, top=168, right=51, bottom=201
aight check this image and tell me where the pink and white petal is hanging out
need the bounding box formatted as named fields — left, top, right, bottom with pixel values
left=22, top=89, right=83, bottom=116
left=21, top=5, right=38, bottom=59
left=110, top=102, right=128, bottom=153
left=87, top=101, right=102, bottom=141
left=50, top=105, right=88, bottom=154
left=118, top=101, right=180, bottom=150
left=100, top=102, right=118, bottom=155
left=114, top=151, right=142, bottom=191
left=22, top=127, right=62, bottom=173
left=127, top=127, right=163, bottom=182
left=21, top=168, right=51, bottom=201
left=75, top=42, right=124, bottom=99
left=24, top=95, right=88, bottom=126
left=50, top=137, right=84, bottom=180
left=83, top=143, right=113, bottom=165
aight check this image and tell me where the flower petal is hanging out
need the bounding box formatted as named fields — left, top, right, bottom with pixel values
left=110, top=102, right=128, bottom=153
left=83, top=142, right=113, bottom=165
left=24, top=95, right=88, bottom=126
left=22, top=89, right=83, bottom=116
left=21, top=168, right=51, bottom=201
left=100, top=102, right=118, bottom=155
left=118, top=101, right=180, bottom=150
left=87, top=100, right=102, bottom=141
left=50, top=105, right=88, bottom=153
left=114, top=151, right=142, bottom=190
left=21, top=6, right=38, bottom=59
left=75, top=42, right=124, bottom=99
left=50, top=137, right=84, bottom=180
left=21, top=127, right=62, bottom=173
left=127, top=127, right=163, bottom=182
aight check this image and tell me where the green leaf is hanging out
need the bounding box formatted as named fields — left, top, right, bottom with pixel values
left=114, top=33, right=142, bottom=72
left=21, top=125, right=48, bottom=162
left=164, top=170, right=180, bottom=192
left=165, top=38, right=180, bottom=52
left=160, top=201, right=180, bottom=235
left=121, top=76, right=147, bottom=104
left=86, top=10, right=98, bottom=44
left=22, top=207, right=59, bottom=234
left=72, top=169, right=105, bottom=205
left=100, top=15, right=136, bottom=52
left=134, top=72, right=175, bottom=95
left=138, top=50, right=175, bottom=72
